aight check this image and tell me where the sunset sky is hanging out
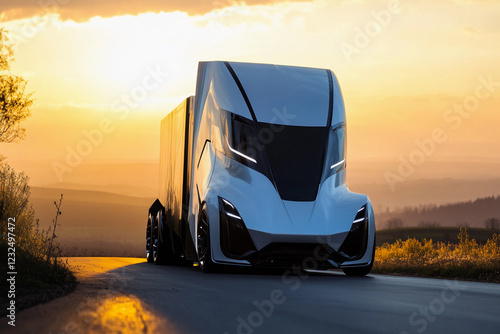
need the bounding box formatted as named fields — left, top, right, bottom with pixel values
left=0, top=0, right=499, bottom=190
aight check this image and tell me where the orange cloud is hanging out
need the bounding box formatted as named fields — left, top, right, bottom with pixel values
left=0, top=0, right=311, bottom=22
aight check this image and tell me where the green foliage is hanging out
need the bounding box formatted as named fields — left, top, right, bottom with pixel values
left=0, top=163, right=66, bottom=263
left=0, top=162, right=74, bottom=302
left=0, top=28, right=34, bottom=143
left=0, top=162, right=34, bottom=245
left=0, top=241, right=75, bottom=290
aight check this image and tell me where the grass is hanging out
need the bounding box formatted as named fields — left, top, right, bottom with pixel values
left=0, top=194, right=77, bottom=316
left=0, top=242, right=77, bottom=316
left=376, top=227, right=500, bottom=247
left=373, top=228, right=500, bottom=283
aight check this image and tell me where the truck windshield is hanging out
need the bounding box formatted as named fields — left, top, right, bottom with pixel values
left=217, top=109, right=344, bottom=201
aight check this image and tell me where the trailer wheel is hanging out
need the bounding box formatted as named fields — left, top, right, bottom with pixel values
left=197, top=209, right=215, bottom=273
left=153, top=210, right=168, bottom=265
left=146, top=213, right=154, bottom=263
left=153, top=210, right=182, bottom=265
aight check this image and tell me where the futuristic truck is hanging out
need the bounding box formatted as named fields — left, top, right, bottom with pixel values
left=146, top=61, right=375, bottom=275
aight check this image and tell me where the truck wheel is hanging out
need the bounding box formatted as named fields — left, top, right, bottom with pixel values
left=197, top=209, right=215, bottom=273
left=153, top=210, right=181, bottom=265
left=146, top=213, right=154, bottom=263
left=153, top=210, right=168, bottom=265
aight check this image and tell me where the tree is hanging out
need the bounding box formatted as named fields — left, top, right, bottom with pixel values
left=386, top=217, right=404, bottom=229
left=0, top=28, right=33, bottom=143
left=0, top=28, right=35, bottom=246
left=484, top=218, right=500, bottom=230
left=418, top=220, right=441, bottom=228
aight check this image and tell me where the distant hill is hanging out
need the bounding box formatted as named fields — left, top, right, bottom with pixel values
left=31, top=187, right=154, bottom=257
left=349, top=178, right=500, bottom=212
left=29, top=186, right=500, bottom=256
left=377, top=195, right=500, bottom=229
left=19, top=159, right=500, bottom=210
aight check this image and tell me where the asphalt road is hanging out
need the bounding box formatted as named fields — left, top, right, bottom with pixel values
left=2, top=257, right=500, bottom=334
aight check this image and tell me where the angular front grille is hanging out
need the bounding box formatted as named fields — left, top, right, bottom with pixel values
left=259, top=124, right=329, bottom=201
left=247, top=242, right=347, bottom=268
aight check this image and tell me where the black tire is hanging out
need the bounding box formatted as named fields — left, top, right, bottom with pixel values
left=342, top=241, right=375, bottom=277
left=153, top=210, right=181, bottom=265
left=146, top=213, right=154, bottom=263
left=153, top=210, right=168, bottom=265
left=197, top=208, right=215, bottom=273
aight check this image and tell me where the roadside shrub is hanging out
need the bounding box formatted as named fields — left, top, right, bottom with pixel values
left=0, top=163, right=35, bottom=246
left=374, top=228, right=500, bottom=282
left=0, top=162, right=75, bottom=313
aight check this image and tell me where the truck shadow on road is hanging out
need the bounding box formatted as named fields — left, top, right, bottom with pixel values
left=32, top=259, right=375, bottom=334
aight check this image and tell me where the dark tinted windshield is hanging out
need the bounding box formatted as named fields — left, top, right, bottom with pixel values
left=258, top=124, right=328, bottom=201
left=217, top=109, right=337, bottom=201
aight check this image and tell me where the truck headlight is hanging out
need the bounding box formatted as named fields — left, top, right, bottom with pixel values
left=219, top=197, right=256, bottom=259
left=338, top=204, right=369, bottom=260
